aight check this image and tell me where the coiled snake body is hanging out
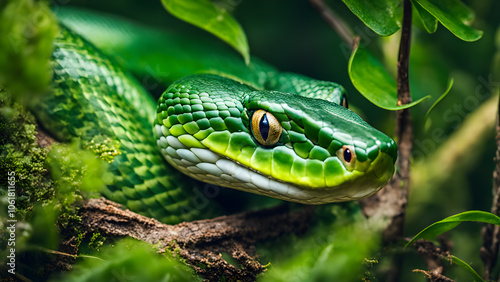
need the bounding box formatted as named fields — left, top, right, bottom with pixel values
left=35, top=9, right=397, bottom=223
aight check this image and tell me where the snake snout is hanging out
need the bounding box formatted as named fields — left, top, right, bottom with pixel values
left=377, top=138, right=398, bottom=164
left=371, top=138, right=398, bottom=180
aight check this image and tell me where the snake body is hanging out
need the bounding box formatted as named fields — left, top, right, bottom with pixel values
left=34, top=9, right=397, bottom=223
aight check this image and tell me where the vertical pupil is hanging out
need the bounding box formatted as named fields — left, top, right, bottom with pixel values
left=341, top=95, right=348, bottom=109
left=343, top=148, right=352, bottom=162
left=259, top=113, right=270, bottom=141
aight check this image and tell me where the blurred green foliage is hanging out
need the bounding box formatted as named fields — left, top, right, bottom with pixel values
left=0, top=0, right=58, bottom=101
left=45, top=140, right=109, bottom=229
left=259, top=204, right=380, bottom=281
left=54, top=238, right=201, bottom=282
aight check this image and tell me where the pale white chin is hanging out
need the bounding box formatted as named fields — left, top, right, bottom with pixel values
left=155, top=124, right=377, bottom=204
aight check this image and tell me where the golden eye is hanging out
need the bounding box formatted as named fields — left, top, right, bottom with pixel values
left=251, top=109, right=282, bottom=147
left=341, top=94, right=348, bottom=109
left=336, top=145, right=357, bottom=170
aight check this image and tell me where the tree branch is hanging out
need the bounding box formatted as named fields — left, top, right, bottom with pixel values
left=76, top=198, right=313, bottom=281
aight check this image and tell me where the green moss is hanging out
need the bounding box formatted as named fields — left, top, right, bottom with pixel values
left=88, top=232, right=106, bottom=252
left=362, top=258, right=379, bottom=281
left=83, top=136, right=121, bottom=163
left=0, top=88, right=111, bottom=280
left=0, top=89, right=53, bottom=220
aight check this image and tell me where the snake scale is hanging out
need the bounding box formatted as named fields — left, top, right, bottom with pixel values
left=34, top=8, right=397, bottom=224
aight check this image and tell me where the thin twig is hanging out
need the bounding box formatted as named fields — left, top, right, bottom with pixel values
left=35, top=247, right=105, bottom=261
left=395, top=0, right=414, bottom=188
left=309, top=0, right=356, bottom=47
left=411, top=239, right=455, bottom=281
left=481, top=95, right=500, bottom=280
left=413, top=268, right=455, bottom=282
left=391, top=0, right=414, bottom=237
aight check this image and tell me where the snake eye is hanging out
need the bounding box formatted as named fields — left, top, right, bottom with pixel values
left=337, top=145, right=356, bottom=170
left=343, top=148, right=352, bottom=162
left=251, top=109, right=282, bottom=147
left=340, top=94, right=348, bottom=109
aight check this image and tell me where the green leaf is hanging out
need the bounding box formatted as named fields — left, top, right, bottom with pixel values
left=424, top=78, right=454, bottom=121
left=450, top=255, right=486, bottom=282
left=341, top=0, right=402, bottom=36
left=412, top=0, right=438, bottom=33
left=413, top=0, right=483, bottom=42
left=348, top=44, right=429, bottom=110
left=407, top=211, right=500, bottom=247
left=162, top=0, right=250, bottom=64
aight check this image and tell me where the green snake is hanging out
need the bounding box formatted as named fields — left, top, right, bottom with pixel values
left=34, top=8, right=397, bottom=224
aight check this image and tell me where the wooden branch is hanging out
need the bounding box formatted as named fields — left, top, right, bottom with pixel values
left=481, top=95, right=500, bottom=280
left=77, top=198, right=313, bottom=281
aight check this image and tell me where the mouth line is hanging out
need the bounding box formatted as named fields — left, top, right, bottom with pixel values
left=157, top=127, right=395, bottom=204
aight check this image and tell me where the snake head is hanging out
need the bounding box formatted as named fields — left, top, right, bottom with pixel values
left=156, top=74, right=397, bottom=204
